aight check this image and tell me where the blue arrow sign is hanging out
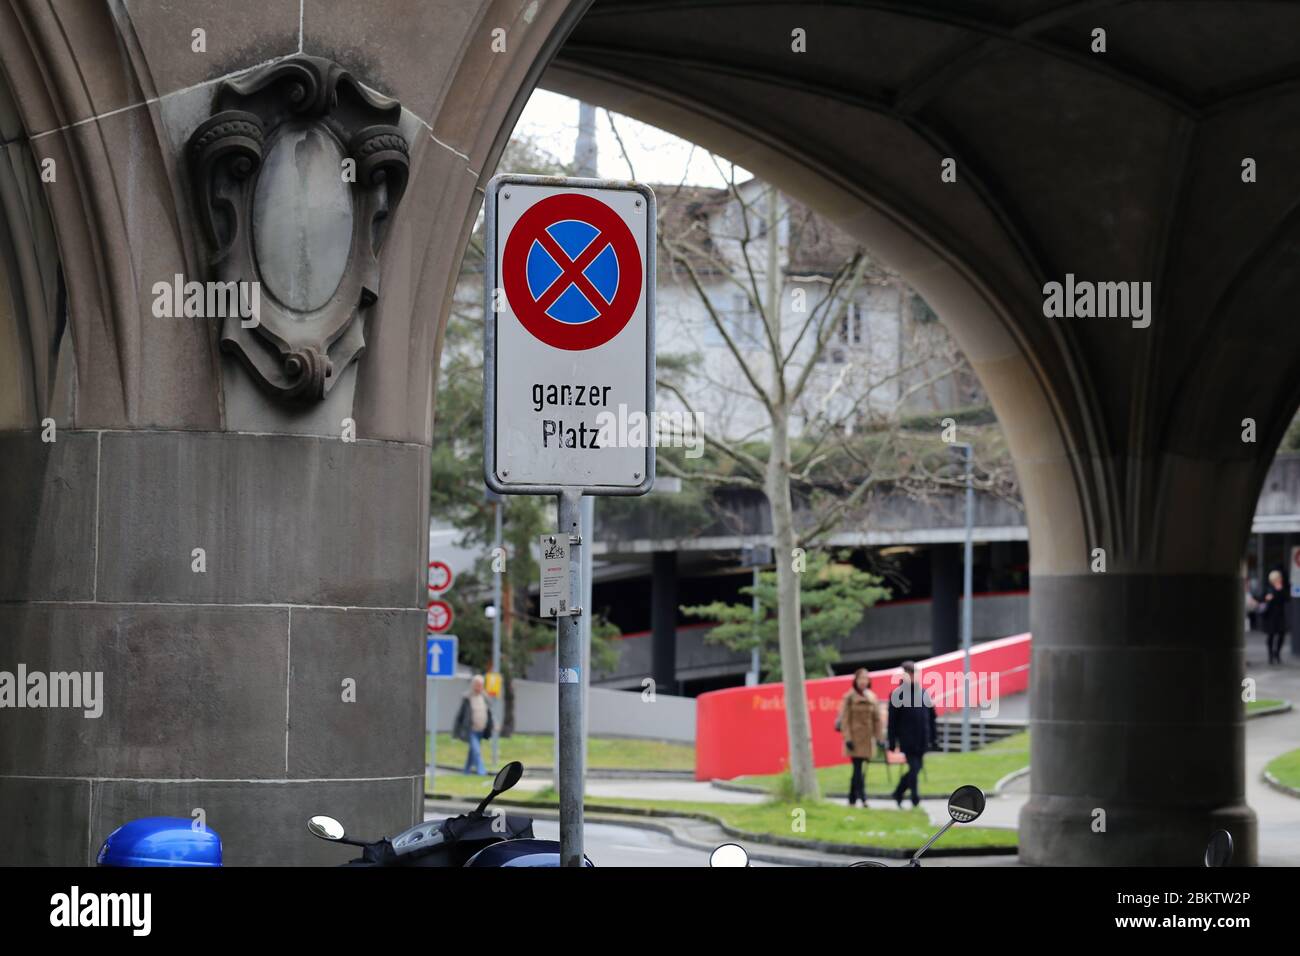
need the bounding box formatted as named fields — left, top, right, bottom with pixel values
left=426, top=635, right=457, bottom=678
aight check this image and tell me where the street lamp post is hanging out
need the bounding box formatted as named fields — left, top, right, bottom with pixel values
left=741, top=544, right=774, bottom=685
left=952, top=442, right=975, bottom=752
left=750, top=566, right=760, bottom=685
left=489, top=492, right=503, bottom=765
left=579, top=495, right=593, bottom=791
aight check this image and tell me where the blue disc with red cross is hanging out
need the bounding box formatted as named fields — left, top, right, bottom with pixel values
left=502, top=193, right=643, bottom=351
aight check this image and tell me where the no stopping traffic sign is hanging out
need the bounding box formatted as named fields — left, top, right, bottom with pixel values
left=484, top=175, right=655, bottom=495
left=502, top=193, right=643, bottom=352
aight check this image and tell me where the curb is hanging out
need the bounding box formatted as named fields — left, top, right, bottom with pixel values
left=1246, top=701, right=1293, bottom=720
left=709, top=778, right=958, bottom=801
left=710, top=768, right=1032, bottom=800
left=423, top=793, right=1018, bottom=860
left=432, top=763, right=695, bottom=780
left=699, top=818, right=1017, bottom=860
left=1263, top=769, right=1300, bottom=799
left=992, top=766, right=1031, bottom=795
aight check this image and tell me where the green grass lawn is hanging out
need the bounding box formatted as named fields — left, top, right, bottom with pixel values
left=1266, top=748, right=1300, bottom=789
left=423, top=775, right=1015, bottom=850
left=1247, top=698, right=1285, bottom=713
left=428, top=732, right=694, bottom=772
left=426, top=771, right=502, bottom=797
left=586, top=798, right=1017, bottom=850
left=732, top=731, right=1030, bottom=797
left=425, top=735, right=1023, bottom=850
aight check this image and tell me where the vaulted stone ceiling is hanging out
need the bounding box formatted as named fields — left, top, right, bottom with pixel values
left=547, top=0, right=1300, bottom=574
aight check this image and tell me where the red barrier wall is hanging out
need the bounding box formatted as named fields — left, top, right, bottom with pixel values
left=694, top=633, right=1031, bottom=780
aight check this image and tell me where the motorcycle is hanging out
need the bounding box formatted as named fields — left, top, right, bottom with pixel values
left=709, top=784, right=987, bottom=867
left=307, top=760, right=593, bottom=867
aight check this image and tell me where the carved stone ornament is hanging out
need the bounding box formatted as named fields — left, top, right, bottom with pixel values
left=187, top=55, right=409, bottom=402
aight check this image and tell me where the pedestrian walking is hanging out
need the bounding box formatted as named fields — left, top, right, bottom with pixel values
left=1244, top=574, right=1259, bottom=635
left=453, top=674, right=494, bottom=775
left=1260, top=569, right=1290, bottom=665
left=887, top=660, right=937, bottom=809
left=836, top=667, right=885, bottom=808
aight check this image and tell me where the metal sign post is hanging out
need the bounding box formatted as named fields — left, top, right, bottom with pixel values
left=483, top=174, right=656, bottom=866
left=556, top=490, right=584, bottom=867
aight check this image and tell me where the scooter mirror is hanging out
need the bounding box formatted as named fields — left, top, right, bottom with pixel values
left=1204, top=830, right=1234, bottom=867
left=307, top=815, right=346, bottom=842
left=947, top=785, right=986, bottom=823
left=494, top=761, right=524, bottom=793
left=709, top=843, right=749, bottom=867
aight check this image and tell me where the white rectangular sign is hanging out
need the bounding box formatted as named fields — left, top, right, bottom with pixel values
left=539, top=533, right=570, bottom=618
left=484, top=175, right=655, bottom=495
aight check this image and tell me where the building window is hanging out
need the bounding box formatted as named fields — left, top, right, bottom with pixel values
left=911, top=293, right=938, bottom=324
left=731, top=292, right=759, bottom=340
left=838, top=302, right=863, bottom=347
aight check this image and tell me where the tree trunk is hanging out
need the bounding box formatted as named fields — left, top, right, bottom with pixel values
left=767, top=406, right=820, bottom=800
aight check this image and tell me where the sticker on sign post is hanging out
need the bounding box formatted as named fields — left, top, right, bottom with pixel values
left=539, top=533, right=570, bottom=618
left=484, top=175, right=655, bottom=496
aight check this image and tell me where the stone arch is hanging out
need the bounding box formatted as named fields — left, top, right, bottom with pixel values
left=539, top=62, right=1091, bottom=575
left=534, top=0, right=1300, bottom=865
left=0, top=63, right=67, bottom=430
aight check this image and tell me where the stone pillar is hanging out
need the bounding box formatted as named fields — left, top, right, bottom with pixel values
left=0, top=0, right=585, bottom=865
left=929, top=543, right=960, bottom=656
left=651, top=551, right=678, bottom=694
left=0, top=432, right=428, bottom=866
left=1020, top=573, right=1255, bottom=865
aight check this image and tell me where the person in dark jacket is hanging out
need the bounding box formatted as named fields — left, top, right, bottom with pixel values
left=1260, top=569, right=1290, bottom=665
left=453, top=675, right=494, bottom=775
left=887, top=660, right=937, bottom=809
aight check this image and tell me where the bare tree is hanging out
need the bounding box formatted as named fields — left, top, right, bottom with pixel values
left=653, top=158, right=1006, bottom=799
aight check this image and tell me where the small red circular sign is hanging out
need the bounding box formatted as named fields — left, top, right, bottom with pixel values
left=427, top=560, right=453, bottom=594
left=427, top=599, right=453, bottom=634
left=502, top=193, right=642, bottom=351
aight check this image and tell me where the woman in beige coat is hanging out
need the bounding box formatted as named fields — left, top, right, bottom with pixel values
left=836, top=668, right=885, bottom=807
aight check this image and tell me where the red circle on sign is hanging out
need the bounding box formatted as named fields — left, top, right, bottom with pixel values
left=427, top=599, right=453, bottom=634
left=502, top=193, right=643, bottom=351
left=428, top=560, right=453, bottom=594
